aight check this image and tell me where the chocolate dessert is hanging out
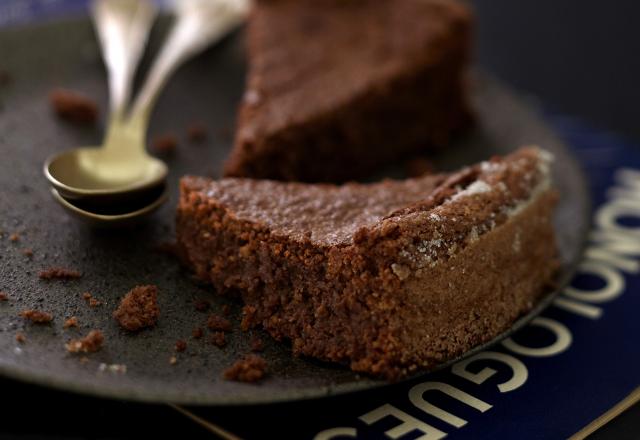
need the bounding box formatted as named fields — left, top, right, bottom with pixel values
left=177, top=147, right=558, bottom=379
left=151, top=133, right=178, bottom=155
left=223, top=355, right=267, bottom=383
left=20, top=310, right=53, bottom=324
left=39, top=267, right=81, bottom=280
left=207, top=314, right=232, bottom=332
left=224, top=0, right=473, bottom=182
left=192, top=327, right=204, bottom=339
left=65, top=330, right=104, bottom=353
left=210, top=332, right=226, bottom=348
left=113, top=285, right=160, bottom=332
left=49, top=88, right=98, bottom=126
left=63, top=316, right=78, bottom=329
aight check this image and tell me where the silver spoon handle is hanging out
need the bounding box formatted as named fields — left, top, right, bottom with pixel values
left=91, top=0, right=157, bottom=119
left=130, top=0, right=249, bottom=121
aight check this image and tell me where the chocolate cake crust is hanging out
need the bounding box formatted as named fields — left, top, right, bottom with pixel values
left=178, top=147, right=558, bottom=379
left=224, top=0, right=473, bottom=182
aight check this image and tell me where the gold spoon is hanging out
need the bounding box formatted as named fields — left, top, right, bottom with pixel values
left=44, top=0, right=250, bottom=223
left=45, top=0, right=162, bottom=207
left=50, top=186, right=168, bottom=228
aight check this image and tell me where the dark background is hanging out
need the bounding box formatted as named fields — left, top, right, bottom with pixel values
left=2, top=1, right=639, bottom=438
left=475, top=0, right=640, bottom=143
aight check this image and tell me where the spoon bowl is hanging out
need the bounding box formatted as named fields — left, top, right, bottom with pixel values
left=50, top=184, right=168, bottom=227
left=44, top=145, right=168, bottom=201
left=45, top=106, right=169, bottom=201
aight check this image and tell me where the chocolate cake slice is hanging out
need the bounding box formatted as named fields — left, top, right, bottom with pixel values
left=224, top=0, right=473, bottom=182
left=178, top=147, right=558, bottom=379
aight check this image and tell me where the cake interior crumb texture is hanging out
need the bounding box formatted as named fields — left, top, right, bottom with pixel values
left=66, top=330, right=104, bottom=354
left=113, top=285, right=160, bottom=332
left=178, top=147, right=558, bottom=379
left=224, top=0, right=473, bottom=182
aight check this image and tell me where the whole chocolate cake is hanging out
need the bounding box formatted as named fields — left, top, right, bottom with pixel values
left=223, top=0, right=473, bottom=182
left=178, top=147, right=559, bottom=379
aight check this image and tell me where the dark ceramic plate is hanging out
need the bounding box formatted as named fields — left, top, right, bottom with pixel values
left=0, top=19, right=590, bottom=405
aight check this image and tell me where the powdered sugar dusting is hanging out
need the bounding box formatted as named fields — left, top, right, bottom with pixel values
left=506, top=177, right=551, bottom=218
left=398, top=173, right=551, bottom=270
left=536, top=147, right=554, bottom=175
left=450, top=180, right=492, bottom=202
left=391, top=263, right=411, bottom=280
left=513, top=229, right=522, bottom=252
left=480, top=161, right=503, bottom=173
left=468, top=226, right=480, bottom=243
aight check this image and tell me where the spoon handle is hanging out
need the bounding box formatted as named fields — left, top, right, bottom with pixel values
left=91, top=0, right=157, bottom=120
left=130, top=0, right=249, bottom=122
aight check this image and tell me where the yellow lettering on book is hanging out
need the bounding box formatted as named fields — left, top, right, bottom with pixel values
left=564, top=261, right=624, bottom=303
left=359, top=404, right=446, bottom=440
left=588, top=228, right=640, bottom=273
left=408, top=382, right=492, bottom=428
left=451, top=351, right=528, bottom=393
left=502, top=317, right=572, bottom=357
left=553, top=296, right=603, bottom=319
left=591, top=228, right=640, bottom=256
left=314, top=427, right=357, bottom=440
left=609, top=168, right=640, bottom=200
left=596, top=200, right=640, bottom=238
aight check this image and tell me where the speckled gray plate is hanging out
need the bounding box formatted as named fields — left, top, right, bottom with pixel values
left=0, top=19, right=590, bottom=405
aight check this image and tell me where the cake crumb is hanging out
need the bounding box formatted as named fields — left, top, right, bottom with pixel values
left=240, top=305, right=256, bottom=332
left=79, top=356, right=89, bottom=364
left=15, top=332, right=26, bottom=344
left=22, top=248, right=34, bottom=258
left=187, top=122, right=208, bottom=143
left=250, top=336, right=264, bottom=352
left=222, top=304, right=231, bottom=316
left=169, top=356, right=178, bottom=365
left=83, top=292, right=102, bottom=307
left=39, top=267, right=81, bottom=280
left=0, top=292, right=8, bottom=301
left=151, top=133, right=178, bottom=154
left=63, top=316, right=78, bottom=329
left=49, top=88, right=98, bottom=126
left=175, top=339, right=187, bottom=352
left=9, top=233, right=19, bottom=242
left=192, top=327, right=204, bottom=339
left=20, top=309, right=53, bottom=324
left=223, top=354, right=267, bottom=383
left=207, top=314, right=232, bottom=332
left=194, top=299, right=210, bottom=312
left=391, top=263, right=411, bottom=280
left=113, top=285, right=159, bottom=331
left=66, top=330, right=103, bottom=353
left=209, top=331, right=226, bottom=348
